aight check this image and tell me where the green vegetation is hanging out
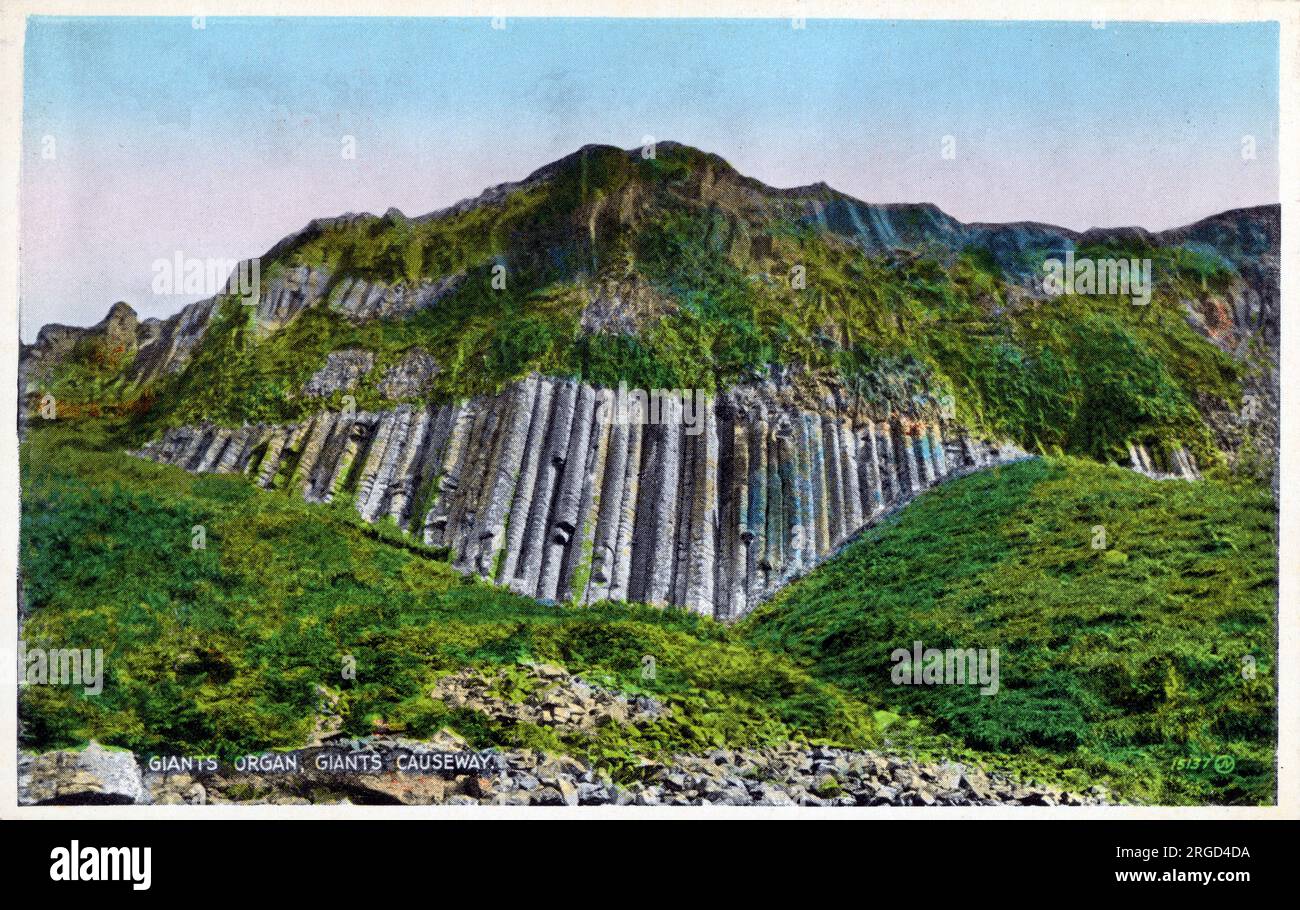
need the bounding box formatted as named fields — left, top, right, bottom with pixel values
left=37, top=336, right=144, bottom=413
left=150, top=276, right=587, bottom=428
left=20, top=419, right=880, bottom=783
left=20, top=418, right=1276, bottom=803
left=743, top=457, right=1277, bottom=805
left=19, top=146, right=1276, bottom=806
left=34, top=144, right=1244, bottom=473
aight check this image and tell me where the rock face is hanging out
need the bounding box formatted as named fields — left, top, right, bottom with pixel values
left=1127, top=442, right=1202, bottom=481
left=376, top=347, right=440, bottom=400
left=302, top=349, right=375, bottom=398
left=255, top=264, right=464, bottom=328
left=20, top=297, right=221, bottom=396
left=18, top=264, right=462, bottom=399
left=18, top=741, right=146, bottom=805
left=431, top=663, right=669, bottom=731
left=136, top=373, right=1033, bottom=619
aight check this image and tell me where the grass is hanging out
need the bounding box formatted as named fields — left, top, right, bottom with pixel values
left=19, top=419, right=882, bottom=783
left=19, top=418, right=1277, bottom=803
left=742, top=457, right=1277, bottom=805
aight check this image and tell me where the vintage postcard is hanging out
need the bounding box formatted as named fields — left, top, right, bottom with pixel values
left=3, top=1, right=1295, bottom=859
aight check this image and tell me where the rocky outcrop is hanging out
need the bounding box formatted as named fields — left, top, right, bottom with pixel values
left=20, top=658, right=1118, bottom=807
left=18, top=741, right=146, bottom=806
left=19, top=297, right=221, bottom=396
left=302, top=349, right=375, bottom=398
left=431, top=663, right=669, bottom=731
left=1127, top=442, right=1201, bottom=481
left=136, top=373, right=1034, bottom=619
left=22, top=736, right=1117, bottom=808
left=579, top=274, right=679, bottom=335
left=254, top=264, right=464, bottom=330
left=19, top=265, right=462, bottom=401
left=376, top=347, right=440, bottom=400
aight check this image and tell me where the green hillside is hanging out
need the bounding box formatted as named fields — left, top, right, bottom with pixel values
left=743, top=457, right=1276, bottom=805
left=41, top=144, right=1251, bottom=472
left=19, top=419, right=883, bottom=783
left=19, top=418, right=1275, bottom=803
left=19, top=144, right=1279, bottom=806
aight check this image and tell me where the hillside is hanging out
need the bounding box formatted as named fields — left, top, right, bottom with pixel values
left=743, top=457, right=1276, bottom=805
left=16, top=143, right=1280, bottom=806
left=21, top=143, right=1278, bottom=475
left=19, top=420, right=1275, bottom=804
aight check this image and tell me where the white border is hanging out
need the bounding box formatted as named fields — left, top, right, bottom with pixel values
left=0, top=0, right=1295, bottom=820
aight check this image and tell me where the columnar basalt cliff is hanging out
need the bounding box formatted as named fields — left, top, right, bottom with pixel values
left=136, top=361, right=1214, bottom=619
left=134, top=373, right=1046, bottom=619
left=19, top=141, right=1261, bottom=606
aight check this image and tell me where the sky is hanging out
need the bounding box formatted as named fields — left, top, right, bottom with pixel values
left=20, top=16, right=1280, bottom=341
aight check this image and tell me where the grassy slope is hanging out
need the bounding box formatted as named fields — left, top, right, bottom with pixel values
left=743, top=457, right=1276, bottom=805
left=19, top=420, right=882, bottom=783
left=20, top=419, right=1276, bottom=803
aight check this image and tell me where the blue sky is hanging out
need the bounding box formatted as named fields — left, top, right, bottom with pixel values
left=21, top=16, right=1280, bottom=339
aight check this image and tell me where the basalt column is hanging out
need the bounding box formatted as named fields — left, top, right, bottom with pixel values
left=498, top=379, right=557, bottom=586
left=538, top=384, right=596, bottom=601
left=294, top=413, right=342, bottom=501
left=557, top=387, right=613, bottom=602
left=196, top=427, right=232, bottom=474
left=174, top=428, right=209, bottom=471
left=323, top=417, right=371, bottom=503
left=362, top=407, right=412, bottom=521
left=669, top=412, right=698, bottom=609
left=584, top=394, right=630, bottom=604
left=515, top=380, right=577, bottom=597
left=718, top=404, right=748, bottom=620
left=860, top=421, right=885, bottom=515
left=808, top=416, right=831, bottom=556
left=643, top=395, right=682, bottom=606
left=839, top=415, right=864, bottom=532
left=353, top=412, right=397, bottom=506
left=915, top=423, right=937, bottom=488
left=821, top=414, right=845, bottom=546
left=892, top=418, right=921, bottom=498
left=746, top=417, right=770, bottom=604
left=444, top=405, right=497, bottom=559
left=468, top=377, right=541, bottom=577
left=683, top=399, right=719, bottom=616
left=422, top=402, right=476, bottom=546
left=386, top=408, right=433, bottom=529
left=928, top=423, right=948, bottom=479
left=769, top=418, right=790, bottom=582
left=607, top=412, right=644, bottom=603
left=878, top=421, right=900, bottom=506
left=215, top=427, right=254, bottom=474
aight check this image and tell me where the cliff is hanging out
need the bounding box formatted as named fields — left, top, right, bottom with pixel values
left=135, top=370, right=1198, bottom=619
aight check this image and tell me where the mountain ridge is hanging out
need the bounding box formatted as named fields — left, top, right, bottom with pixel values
left=22, top=141, right=1280, bottom=346
left=19, top=140, right=1279, bottom=492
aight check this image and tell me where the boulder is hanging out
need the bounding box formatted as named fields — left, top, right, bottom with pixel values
left=19, top=742, right=146, bottom=806
left=302, top=349, right=375, bottom=398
